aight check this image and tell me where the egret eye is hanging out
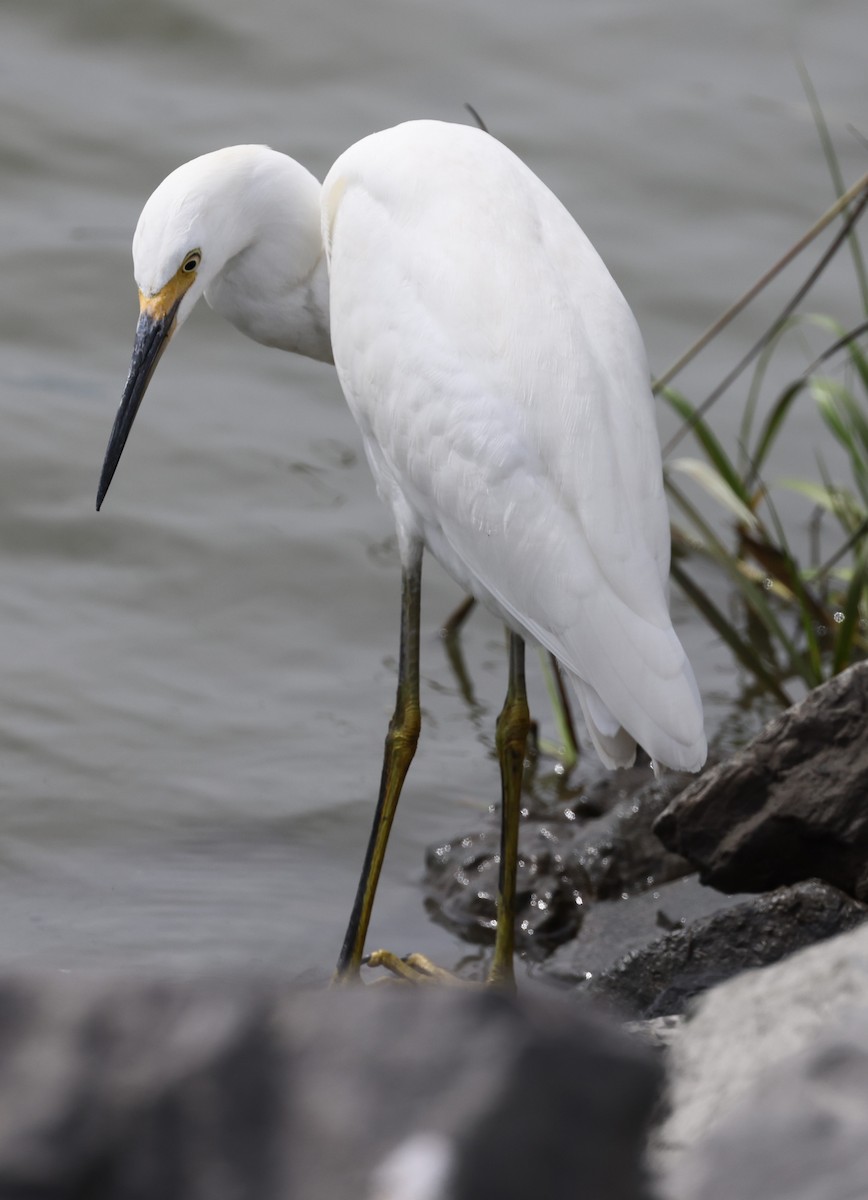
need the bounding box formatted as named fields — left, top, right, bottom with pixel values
left=181, top=251, right=201, bottom=274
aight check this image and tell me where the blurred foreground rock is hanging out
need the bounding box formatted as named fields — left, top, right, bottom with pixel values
left=0, top=976, right=660, bottom=1200
left=654, top=662, right=868, bottom=899
left=655, top=920, right=868, bottom=1200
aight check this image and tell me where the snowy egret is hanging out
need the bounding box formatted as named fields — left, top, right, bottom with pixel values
left=97, top=121, right=706, bottom=984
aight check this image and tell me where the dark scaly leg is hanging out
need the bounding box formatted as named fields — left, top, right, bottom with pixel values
left=488, top=630, right=530, bottom=987
left=335, top=549, right=422, bottom=980
left=440, top=594, right=479, bottom=710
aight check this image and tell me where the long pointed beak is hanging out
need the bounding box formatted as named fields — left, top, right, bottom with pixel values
left=96, top=297, right=181, bottom=511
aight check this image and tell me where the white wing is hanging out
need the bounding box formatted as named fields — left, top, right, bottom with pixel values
left=322, top=121, right=705, bottom=772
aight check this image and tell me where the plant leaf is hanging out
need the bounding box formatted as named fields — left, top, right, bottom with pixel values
left=660, top=388, right=751, bottom=505
left=668, top=458, right=760, bottom=528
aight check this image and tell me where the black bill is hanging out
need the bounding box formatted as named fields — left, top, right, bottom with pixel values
left=96, top=298, right=180, bottom=510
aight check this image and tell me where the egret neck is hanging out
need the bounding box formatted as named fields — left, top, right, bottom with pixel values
left=97, top=145, right=333, bottom=509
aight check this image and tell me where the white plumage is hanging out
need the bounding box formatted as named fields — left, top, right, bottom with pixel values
left=321, top=122, right=704, bottom=770
left=98, top=120, right=705, bottom=979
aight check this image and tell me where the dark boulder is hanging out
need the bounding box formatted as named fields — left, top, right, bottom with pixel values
left=577, top=879, right=867, bottom=1018
left=654, top=663, right=868, bottom=900
left=540, top=874, right=749, bottom=989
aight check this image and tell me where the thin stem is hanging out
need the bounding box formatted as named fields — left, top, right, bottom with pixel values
left=653, top=170, right=868, bottom=398
left=663, top=179, right=868, bottom=457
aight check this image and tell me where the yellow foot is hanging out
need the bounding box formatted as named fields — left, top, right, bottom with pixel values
left=365, top=949, right=473, bottom=986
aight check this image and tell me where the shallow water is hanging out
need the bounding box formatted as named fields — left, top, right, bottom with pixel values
left=0, top=0, right=864, bottom=978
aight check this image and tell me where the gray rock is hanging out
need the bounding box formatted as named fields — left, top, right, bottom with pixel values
left=654, top=919, right=868, bottom=1196
left=654, top=662, right=868, bottom=899
left=577, top=880, right=867, bottom=1018
left=665, top=1017, right=868, bottom=1200
left=0, top=975, right=662, bottom=1200
left=0, top=977, right=286, bottom=1199
left=540, top=875, right=748, bottom=990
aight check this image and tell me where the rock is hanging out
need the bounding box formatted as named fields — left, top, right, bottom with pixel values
left=577, top=880, right=866, bottom=1018
left=425, top=772, right=691, bottom=958
left=540, top=875, right=748, bottom=989
left=654, top=662, right=868, bottom=899
left=665, top=1015, right=868, bottom=1200
left=628, top=1014, right=685, bottom=1055
left=0, top=975, right=662, bottom=1200
left=654, top=920, right=868, bottom=1199
left=0, top=977, right=287, bottom=1198
left=424, top=824, right=590, bottom=955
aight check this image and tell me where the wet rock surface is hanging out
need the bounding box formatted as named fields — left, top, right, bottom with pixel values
left=654, top=662, right=868, bottom=900
left=0, top=976, right=661, bottom=1200
left=539, top=875, right=749, bottom=992
left=419, top=664, right=868, bottom=1023
left=424, top=766, right=692, bottom=958
left=574, top=879, right=867, bottom=1018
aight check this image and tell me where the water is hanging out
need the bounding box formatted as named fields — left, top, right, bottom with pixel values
left=0, top=0, right=864, bottom=978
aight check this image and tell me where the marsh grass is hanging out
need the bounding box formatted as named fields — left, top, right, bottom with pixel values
left=660, top=92, right=868, bottom=703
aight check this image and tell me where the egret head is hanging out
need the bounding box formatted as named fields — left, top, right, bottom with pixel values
left=96, top=147, right=279, bottom=510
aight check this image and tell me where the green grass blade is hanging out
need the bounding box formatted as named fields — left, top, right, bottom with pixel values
left=669, top=560, right=791, bottom=704
left=660, top=387, right=751, bottom=505
left=797, top=60, right=868, bottom=312
left=749, top=379, right=807, bottom=485
left=757, top=477, right=825, bottom=681
left=813, top=378, right=868, bottom=504
left=845, top=329, right=868, bottom=392
left=666, top=478, right=815, bottom=680
left=741, top=316, right=804, bottom=462
left=778, top=477, right=863, bottom=523
left=668, top=457, right=759, bottom=528
left=832, top=542, right=868, bottom=673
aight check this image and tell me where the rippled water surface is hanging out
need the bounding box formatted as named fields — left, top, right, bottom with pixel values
left=0, top=0, right=864, bottom=977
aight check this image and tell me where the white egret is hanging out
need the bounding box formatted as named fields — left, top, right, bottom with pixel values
left=97, top=121, right=706, bottom=985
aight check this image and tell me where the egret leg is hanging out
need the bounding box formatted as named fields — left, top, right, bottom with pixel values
left=335, top=552, right=422, bottom=980
left=441, top=593, right=476, bottom=639
left=440, top=594, right=479, bottom=709
left=488, top=631, right=530, bottom=987
left=538, top=651, right=581, bottom=770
